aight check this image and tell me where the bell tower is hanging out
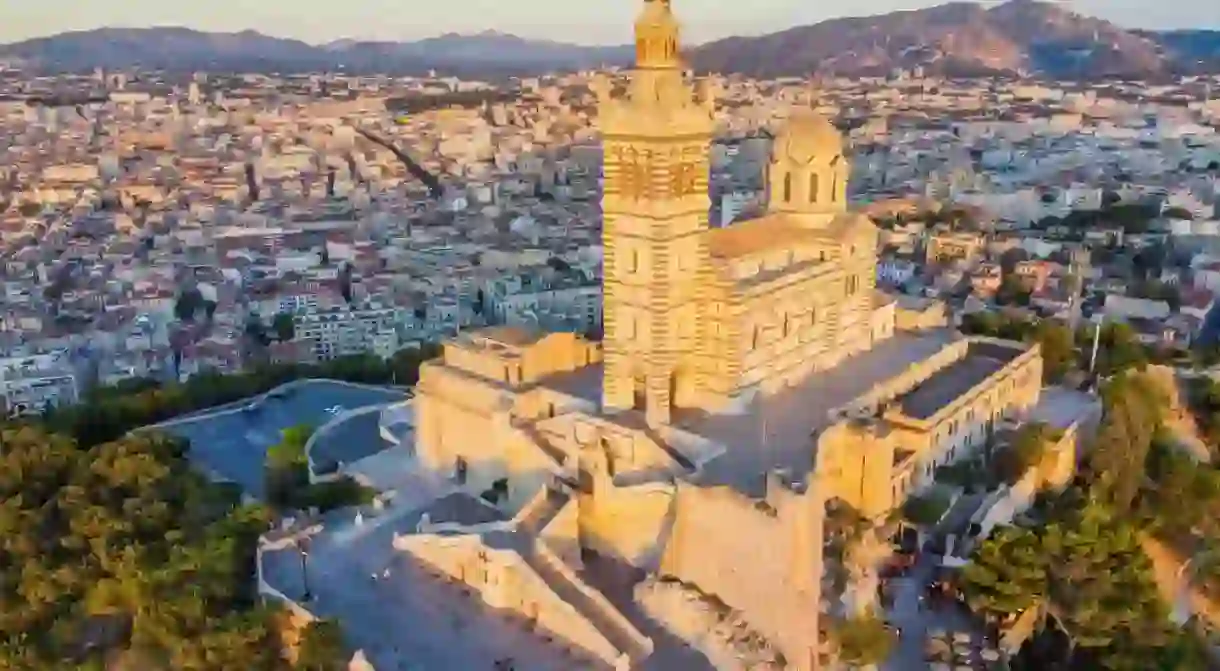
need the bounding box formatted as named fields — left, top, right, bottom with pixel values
left=595, top=0, right=716, bottom=427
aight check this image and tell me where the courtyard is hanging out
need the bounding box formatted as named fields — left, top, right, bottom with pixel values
left=158, top=379, right=406, bottom=498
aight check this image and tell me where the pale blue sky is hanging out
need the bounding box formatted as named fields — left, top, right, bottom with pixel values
left=1, top=0, right=1212, bottom=45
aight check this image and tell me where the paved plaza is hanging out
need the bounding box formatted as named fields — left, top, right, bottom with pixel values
left=310, top=409, right=391, bottom=470
left=262, top=494, right=583, bottom=671
left=159, top=380, right=406, bottom=498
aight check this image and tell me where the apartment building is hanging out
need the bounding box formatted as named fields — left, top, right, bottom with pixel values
left=0, top=352, right=79, bottom=417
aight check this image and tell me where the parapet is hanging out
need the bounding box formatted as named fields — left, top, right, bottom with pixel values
left=439, top=328, right=602, bottom=388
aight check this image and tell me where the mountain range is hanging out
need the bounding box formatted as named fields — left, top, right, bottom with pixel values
left=1, top=1, right=1218, bottom=79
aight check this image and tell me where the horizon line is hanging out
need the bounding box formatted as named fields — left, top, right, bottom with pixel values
left=2, top=5, right=1217, bottom=49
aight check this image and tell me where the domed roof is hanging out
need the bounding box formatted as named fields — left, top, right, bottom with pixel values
left=773, top=108, right=843, bottom=164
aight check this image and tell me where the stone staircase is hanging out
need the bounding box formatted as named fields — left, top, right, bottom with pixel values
left=524, top=542, right=654, bottom=667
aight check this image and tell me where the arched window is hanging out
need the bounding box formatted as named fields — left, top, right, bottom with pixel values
left=782, top=173, right=792, bottom=202
left=751, top=325, right=760, bottom=350
left=629, top=250, right=639, bottom=273
left=831, top=174, right=839, bottom=202
left=809, top=172, right=819, bottom=204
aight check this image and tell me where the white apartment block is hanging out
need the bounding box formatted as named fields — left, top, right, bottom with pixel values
left=489, top=281, right=601, bottom=333
left=0, top=352, right=79, bottom=417
left=292, top=302, right=402, bottom=361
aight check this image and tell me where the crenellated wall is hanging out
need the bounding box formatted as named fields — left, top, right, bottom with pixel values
left=658, top=475, right=823, bottom=671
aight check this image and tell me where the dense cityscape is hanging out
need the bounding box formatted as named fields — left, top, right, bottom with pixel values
left=3, top=0, right=1220, bottom=670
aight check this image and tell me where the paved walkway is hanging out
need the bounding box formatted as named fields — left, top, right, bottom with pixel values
left=264, top=497, right=575, bottom=671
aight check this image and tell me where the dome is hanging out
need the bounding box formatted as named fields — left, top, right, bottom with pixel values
left=773, top=108, right=843, bottom=164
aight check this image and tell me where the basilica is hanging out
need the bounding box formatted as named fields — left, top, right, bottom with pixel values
left=402, top=1, right=1045, bottom=668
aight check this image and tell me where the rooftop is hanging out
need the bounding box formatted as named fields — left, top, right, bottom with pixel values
left=895, top=341, right=1025, bottom=421
left=681, top=329, right=963, bottom=496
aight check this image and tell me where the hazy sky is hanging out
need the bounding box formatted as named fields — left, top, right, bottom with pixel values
left=2, top=0, right=1215, bottom=45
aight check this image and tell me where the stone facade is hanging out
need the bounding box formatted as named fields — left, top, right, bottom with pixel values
left=407, top=1, right=1046, bottom=668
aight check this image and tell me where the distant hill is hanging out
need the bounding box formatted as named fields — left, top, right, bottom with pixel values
left=0, top=27, right=632, bottom=75
left=322, top=31, right=632, bottom=72
left=0, top=27, right=332, bottom=74
left=689, top=0, right=1220, bottom=78
left=1, top=2, right=1218, bottom=79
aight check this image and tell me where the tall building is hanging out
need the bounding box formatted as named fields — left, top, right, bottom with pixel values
left=409, top=1, right=1046, bottom=668
left=598, top=0, right=716, bottom=426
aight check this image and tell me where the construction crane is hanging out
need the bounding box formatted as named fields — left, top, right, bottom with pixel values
left=352, top=126, right=444, bottom=199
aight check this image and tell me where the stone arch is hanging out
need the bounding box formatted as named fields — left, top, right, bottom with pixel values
left=669, top=364, right=699, bottom=409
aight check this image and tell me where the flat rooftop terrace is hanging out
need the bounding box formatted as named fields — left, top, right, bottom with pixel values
left=684, top=329, right=963, bottom=496
left=896, top=341, right=1026, bottom=421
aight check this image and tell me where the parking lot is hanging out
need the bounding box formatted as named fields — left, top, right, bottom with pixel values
left=160, top=380, right=406, bottom=498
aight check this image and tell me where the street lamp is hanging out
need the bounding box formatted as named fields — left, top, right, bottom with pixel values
left=297, top=536, right=312, bottom=602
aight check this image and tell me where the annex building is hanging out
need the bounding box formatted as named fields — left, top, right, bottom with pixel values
left=404, top=1, right=1044, bottom=668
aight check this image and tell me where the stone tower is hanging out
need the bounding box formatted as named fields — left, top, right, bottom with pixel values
left=595, top=0, right=716, bottom=427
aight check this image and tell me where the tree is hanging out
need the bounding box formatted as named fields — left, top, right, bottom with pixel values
left=265, top=425, right=313, bottom=508
left=965, top=497, right=1197, bottom=670
left=245, top=317, right=272, bottom=353
left=830, top=613, right=896, bottom=668
left=389, top=344, right=441, bottom=386
left=993, top=422, right=1056, bottom=486
left=339, top=263, right=353, bottom=304
left=272, top=312, right=296, bottom=342
left=1163, top=206, right=1194, bottom=221
left=175, top=288, right=204, bottom=322
left=0, top=425, right=279, bottom=669
left=297, top=619, right=348, bottom=671
left=1090, top=372, right=1163, bottom=513
left=1090, top=323, right=1147, bottom=379
left=1033, top=321, right=1075, bottom=384
left=996, top=275, right=1031, bottom=307
left=960, top=526, right=1049, bottom=622
left=1040, top=502, right=1175, bottom=666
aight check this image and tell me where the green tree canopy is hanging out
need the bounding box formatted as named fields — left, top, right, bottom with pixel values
left=963, top=499, right=1203, bottom=670
left=272, top=313, right=296, bottom=342
left=296, top=619, right=348, bottom=671
left=830, top=612, right=896, bottom=668
left=1090, top=371, right=1164, bottom=513
left=0, top=426, right=288, bottom=669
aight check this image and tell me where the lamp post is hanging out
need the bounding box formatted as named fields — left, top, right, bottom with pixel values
left=297, top=536, right=312, bottom=602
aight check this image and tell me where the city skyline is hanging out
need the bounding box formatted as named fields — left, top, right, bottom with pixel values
left=2, top=0, right=1218, bottom=46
